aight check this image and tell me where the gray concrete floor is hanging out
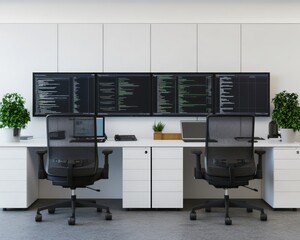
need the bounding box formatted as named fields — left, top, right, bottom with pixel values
left=0, top=199, right=299, bottom=240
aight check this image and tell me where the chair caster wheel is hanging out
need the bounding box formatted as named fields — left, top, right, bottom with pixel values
left=105, top=213, right=112, bottom=220
left=48, top=208, right=55, bottom=214
left=205, top=208, right=211, bottom=212
left=190, top=211, right=197, bottom=220
left=225, top=217, right=232, bottom=225
left=247, top=208, right=253, bottom=213
left=68, top=217, right=76, bottom=225
left=260, top=213, right=267, bottom=221
left=97, top=208, right=102, bottom=212
left=35, top=213, right=42, bottom=222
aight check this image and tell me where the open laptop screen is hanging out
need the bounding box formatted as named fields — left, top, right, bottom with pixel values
left=181, top=121, right=206, bottom=141
left=73, top=117, right=105, bottom=138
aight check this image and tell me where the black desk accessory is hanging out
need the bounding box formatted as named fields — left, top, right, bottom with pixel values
left=114, top=134, right=137, bottom=141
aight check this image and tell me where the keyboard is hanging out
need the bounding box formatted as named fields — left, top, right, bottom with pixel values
left=70, top=138, right=106, bottom=143
left=235, top=137, right=265, bottom=141
left=114, top=134, right=137, bottom=141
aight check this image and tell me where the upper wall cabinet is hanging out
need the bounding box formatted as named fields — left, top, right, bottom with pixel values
left=103, top=24, right=150, bottom=72
left=198, top=24, right=240, bottom=72
left=151, top=24, right=197, bottom=72
left=58, top=24, right=103, bottom=72
left=241, top=24, right=300, bottom=95
left=0, top=24, right=57, bottom=102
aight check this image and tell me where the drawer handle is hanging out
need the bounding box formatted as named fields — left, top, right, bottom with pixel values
left=145, top=151, right=148, bottom=154
left=297, top=151, right=299, bottom=154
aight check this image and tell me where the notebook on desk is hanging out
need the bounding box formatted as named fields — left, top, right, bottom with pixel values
left=181, top=120, right=206, bottom=142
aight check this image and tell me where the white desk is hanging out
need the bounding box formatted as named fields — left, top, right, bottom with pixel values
left=0, top=138, right=300, bottom=209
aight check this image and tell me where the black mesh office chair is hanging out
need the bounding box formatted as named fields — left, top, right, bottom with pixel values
left=35, top=114, right=113, bottom=225
left=190, top=114, right=267, bottom=225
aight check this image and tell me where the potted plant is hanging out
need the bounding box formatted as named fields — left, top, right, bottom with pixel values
left=152, top=121, right=165, bottom=140
left=0, top=93, right=31, bottom=141
left=272, top=90, right=300, bottom=142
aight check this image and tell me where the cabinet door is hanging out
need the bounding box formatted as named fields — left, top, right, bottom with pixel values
left=122, top=147, right=151, bottom=208
left=151, top=24, right=197, bottom=72
left=103, top=24, right=150, bottom=72
left=152, top=147, right=183, bottom=208
left=58, top=24, right=103, bottom=72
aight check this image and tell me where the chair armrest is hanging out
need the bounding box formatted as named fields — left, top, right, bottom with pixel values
left=101, top=149, right=113, bottom=179
left=255, top=150, right=265, bottom=179
left=192, top=150, right=204, bottom=179
left=36, top=150, right=47, bottom=179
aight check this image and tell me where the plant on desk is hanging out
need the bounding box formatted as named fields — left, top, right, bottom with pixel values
left=272, top=90, right=300, bottom=143
left=152, top=121, right=165, bottom=140
left=0, top=93, right=30, bottom=142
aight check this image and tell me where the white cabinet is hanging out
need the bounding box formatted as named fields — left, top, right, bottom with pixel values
left=151, top=24, right=197, bottom=72
left=264, top=148, right=300, bottom=208
left=152, top=148, right=183, bottom=208
left=58, top=24, right=103, bottom=72
left=198, top=24, right=240, bottom=72
left=122, top=147, right=151, bottom=208
left=103, top=24, right=150, bottom=72
left=0, top=148, right=38, bottom=208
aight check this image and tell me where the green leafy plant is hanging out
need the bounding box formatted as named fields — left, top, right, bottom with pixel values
left=152, top=121, right=165, bottom=132
left=0, top=93, right=31, bottom=129
left=272, top=91, right=300, bottom=131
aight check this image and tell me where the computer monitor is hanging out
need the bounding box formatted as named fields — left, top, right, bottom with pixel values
left=152, top=73, right=214, bottom=116
left=73, top=117, right=105, bottom=138
left=33, top=73, right=95, bottom=116
left=96, top=73, right=151, bottom=116
left=214, top=73, right=270, bottom=116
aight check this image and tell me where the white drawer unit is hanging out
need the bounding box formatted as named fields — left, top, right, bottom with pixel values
left=264, top=148, right=300, bottom=208
left=0, top=147, right=38, bottom=208
left=152, top=147, right=183, bottom=208
left=122, top=147, right=151, bottom=208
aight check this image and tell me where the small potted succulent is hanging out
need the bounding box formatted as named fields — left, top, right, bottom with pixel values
left=0, top=93, right=31, bottom=141
left=152, top=121, right=165, bottom=140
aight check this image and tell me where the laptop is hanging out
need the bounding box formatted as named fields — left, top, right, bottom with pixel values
left=72, top=117, right=106, bottom=142
left=181, top=120, right=206, bottom=142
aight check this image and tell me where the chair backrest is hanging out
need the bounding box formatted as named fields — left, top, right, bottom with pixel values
left=46, top=114, right=98, bottom=178
left=205, top=114, right=255, bottom=178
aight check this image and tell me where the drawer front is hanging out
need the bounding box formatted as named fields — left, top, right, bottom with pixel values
left=274, top=160, right=300, bottom=170
left=0, top=148, right=27, bottom=160
left=274, top=181, right=300, bottom=192
left=274, top=170, right=300, bottom=180
left=123, top=192, right=150, bottom=208
left=0, top=158, right=26, bottom=170
left=152, top=170, right=183, bottom=181
left=152, top=148, right=183, bottom=159
left=123, top=169, right=150, bottom=181
left=123, top=148, right=150, bottom=160
left=0, top=181, right=26, bottom=192
left=123, top=159, right=150, bottom=170
left=274, top=148, right=299, bottom=160
left=0, top=192, right=27, bottom=208
left=152, top=192, right=183, bottom=208
left=152, top=158, right=182, bottom=170
left=123, top=181, right=150, bottom=192
left=0, top=170, right=26, bottom=181
left=152, top=180, right=183, bottom=192
left=274, top=192, right=300, bottom=208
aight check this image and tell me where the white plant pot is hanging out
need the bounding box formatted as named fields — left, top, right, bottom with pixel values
left=280, top=128, right=296, bottom=143
left=0, top=128, right=21, bottom=142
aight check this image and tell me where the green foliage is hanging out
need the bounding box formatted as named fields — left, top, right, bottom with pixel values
left=152, top=121, right=165, bottom=132
left=272, top=91, right=300, bottom=131
left=0, top=93, right=31, bottom=129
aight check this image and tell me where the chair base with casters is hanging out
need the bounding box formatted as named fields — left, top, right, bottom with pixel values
left=35, top=149, right=113, bottom=225
left=35, top=189, right=112, bottom=225
left=190, top=189, right=267, bottom=225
